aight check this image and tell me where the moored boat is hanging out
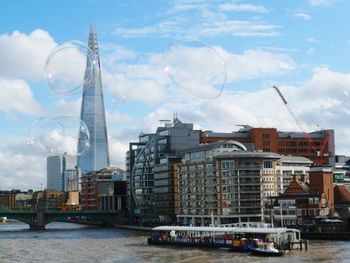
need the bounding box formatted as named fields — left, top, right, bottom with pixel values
left=249, top=242, right=284, bottom=257
left=148, top=224, right=304, bottom=252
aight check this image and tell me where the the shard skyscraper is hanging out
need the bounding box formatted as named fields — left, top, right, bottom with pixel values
left=78, top=25, right=110, bottom=174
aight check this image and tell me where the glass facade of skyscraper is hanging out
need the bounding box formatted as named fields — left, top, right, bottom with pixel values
left=78, top=26, right=110, bottom=174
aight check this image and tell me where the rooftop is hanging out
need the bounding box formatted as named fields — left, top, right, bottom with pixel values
left=213, top=151, right=281, bottom=160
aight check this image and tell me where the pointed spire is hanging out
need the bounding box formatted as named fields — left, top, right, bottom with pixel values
left=87, top=24, right=100, bottom=67
left=78, top=25, right=110, bottom=174
left=89, top=24, right=96, bottom=35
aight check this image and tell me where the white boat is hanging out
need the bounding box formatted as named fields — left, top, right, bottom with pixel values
left=250, top=242, right=284, bottom=257
left=148, top=224, right=303, bottom=252
left=0, top=217, right=7, bottom=223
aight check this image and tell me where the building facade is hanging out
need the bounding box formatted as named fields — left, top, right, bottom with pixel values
left=80, top=167, right=126, bottom=211
left=77, top=25, right=110, bottom=174
left=126, top=118, right=200, bottom=224
left=176, top=142, right=282, bottom=225
left=201, top=127, right=335, bottom=166
left=47, top=155, right=76, bottom=191
left=0, top=190, right=19, bottom=208
left=276, top=156, right=312, bottom=193
left=32, top=190, right=66, bottom=210
left=333, top=155, right=350, bottom=184
left=264, top=167, right=334, bottom=227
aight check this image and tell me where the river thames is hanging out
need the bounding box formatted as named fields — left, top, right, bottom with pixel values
left=0, top=222, right=349, bottom=263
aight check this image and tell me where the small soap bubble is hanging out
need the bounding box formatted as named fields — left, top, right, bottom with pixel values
left=163, top=38, right=227, bottom=100
left=44, top=41, right=97, bottom=96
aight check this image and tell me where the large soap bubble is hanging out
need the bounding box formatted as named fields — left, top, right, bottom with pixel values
left=26, top=116, right=90, bottom=156
left=44, top=41, right=97, bottom=96
left=163, top=38, right=227, bottom=100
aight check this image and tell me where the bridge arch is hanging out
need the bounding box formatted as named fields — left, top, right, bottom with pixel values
left=1, top=214, right=35, bottom=227
left=0, top=211, right=121, bottom=230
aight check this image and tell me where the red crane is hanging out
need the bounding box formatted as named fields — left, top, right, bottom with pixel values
left=273, top=86, right=329, bottom=166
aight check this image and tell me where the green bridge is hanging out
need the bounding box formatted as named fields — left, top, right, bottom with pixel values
left=0, top=210, right=121, bottom=230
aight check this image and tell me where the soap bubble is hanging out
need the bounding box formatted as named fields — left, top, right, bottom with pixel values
left=44, top=41, right=97, bottom=96
left=163, top=38, right=227, bottom=100
left=27, top=116, right=90, bottom=156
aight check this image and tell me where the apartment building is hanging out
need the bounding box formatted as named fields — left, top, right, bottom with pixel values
left=176, top=141, right=281, bottom=225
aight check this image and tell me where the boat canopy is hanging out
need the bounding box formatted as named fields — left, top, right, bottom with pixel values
left=152, top=226, right=293, bottom=235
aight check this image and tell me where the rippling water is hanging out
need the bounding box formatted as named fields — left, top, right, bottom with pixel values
left=0, top=222, right=349, bottom=263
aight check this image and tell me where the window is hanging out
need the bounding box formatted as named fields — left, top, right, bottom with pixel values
left=222, top=161, right=234, bottom=170
left=264, top=161, right=273, bottom=169
left=314, top=198, right=319, bottom=204
left=263, top=133, right=270, bottom=139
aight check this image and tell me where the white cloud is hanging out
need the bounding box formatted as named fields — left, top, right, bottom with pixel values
left=223, top=49, right=296, bottom=80
left=306, top=37, right=320, bottom=43
left=114, top=20, right=280, bottom=38
left=294, top=12, right=312, bottom=20
left=218, top=3, right=269, bottom=13
left=124, top=67, right=350, bottom=158
left=0, top=140, right=46, bottom=190
left=53, top=98, right=81, bottom=117
left=114, top=3, right=279, bottom=38
left=0, top=29, right=56, bottom=80
left=308, top=0, right=334, bottom=6
left=100, top=43, right=136, bottom=71
left=102, top=45, right=295, bottom=104
left=106, top=111, right=135, bottom=124
left=0, top=78, right=41, bottom=114
left=103, top=71, right=168, bottom=104
left=108, top=136, right=129, bottom=168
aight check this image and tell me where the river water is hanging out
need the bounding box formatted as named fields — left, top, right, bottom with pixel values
left=0, top=222, right=349, bottom=263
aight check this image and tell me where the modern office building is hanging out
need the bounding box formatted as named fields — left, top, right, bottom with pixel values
left=126, top=118, right=200, bottom=224
left=201, top=126, right=335, bottom=166
left=47, top=155, right=76, bottom=191
left=77, top=25, right=110, bottom=174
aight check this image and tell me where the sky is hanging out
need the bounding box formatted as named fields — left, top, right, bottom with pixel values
left=1, top=0, right=350, bottom=190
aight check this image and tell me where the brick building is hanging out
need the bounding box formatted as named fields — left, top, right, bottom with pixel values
left=80, top=167, right=126, bottom=211
left=264, top=167, right=334, bottom=227
left=201, top=126, right=334, bottom=166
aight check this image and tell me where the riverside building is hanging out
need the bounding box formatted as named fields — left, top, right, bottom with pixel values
left=176, top=141, right=312, bottom=225
left=176, top=141, right=282, bottom=225
left=276, top=156, right=312, bottom=193
left=126, top=118, right=200, bottom=224
left=80, top=167, right=126, bottom=211
left=201, top=126, right=334, bottom=166
left=264, top=167, right=334, bottom=227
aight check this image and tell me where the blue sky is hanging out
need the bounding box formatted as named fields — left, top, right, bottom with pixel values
left=1, top=0, right=350, bottom=189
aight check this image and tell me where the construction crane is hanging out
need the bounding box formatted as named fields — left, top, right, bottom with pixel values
left=273, top=86, right=329, bottom=166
